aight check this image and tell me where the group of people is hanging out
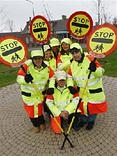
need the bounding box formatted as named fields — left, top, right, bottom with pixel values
left=16, top=37, right=107, bottom=134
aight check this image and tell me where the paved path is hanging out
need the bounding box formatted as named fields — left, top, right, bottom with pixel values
left=0, top=76, right=117, bottom=156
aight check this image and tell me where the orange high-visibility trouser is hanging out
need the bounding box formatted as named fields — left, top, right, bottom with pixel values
left=51, top=116, right=62, bottom=134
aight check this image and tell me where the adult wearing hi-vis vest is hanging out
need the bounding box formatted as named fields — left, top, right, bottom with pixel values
left=17, top=49, right=55, bottom=133
left=46, top=70, right=80, bottom=134
left=67, top=43, right=107, bottom=130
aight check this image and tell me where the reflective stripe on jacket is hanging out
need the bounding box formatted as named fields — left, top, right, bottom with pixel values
left=23, top=102, right=43, bottom=118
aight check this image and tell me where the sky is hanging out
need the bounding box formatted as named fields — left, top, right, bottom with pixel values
left=0, top=0, right=117, bottom=32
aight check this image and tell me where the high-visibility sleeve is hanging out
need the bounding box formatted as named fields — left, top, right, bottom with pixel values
left=48, top=67, right=55, bottom=88
left=65, top=94, right=79, bottom=114
left=46, top=95, right=61, bottom=117
left=87, top=55, right=105, bottom=78
left=16, top=64, right=28, bottom=85
left=16, top=75, right=27, bottom=85
left=58, top=60, right=71, bottom=71
left=93, top=67, right=105, bottom=78
left=24, top=59, right=32, bottom=66
left=67, top=68, right=74, bottom=87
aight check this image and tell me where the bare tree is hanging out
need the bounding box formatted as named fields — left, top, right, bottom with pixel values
left=101, top=4, right=112, bottom=24
left=0, top=7, right=7, bottom=32
left=7, top=19, right=14, bottom=32
left=92, top=0, right=102, bottom=25
left=93, top=0, right=113, bottom=25
left=97, top=0, right=101, bottom=25
left=0, top=7, right=14, bottom=32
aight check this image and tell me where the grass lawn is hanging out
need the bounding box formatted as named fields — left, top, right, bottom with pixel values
left=0, top=49, right=117, bottom=88
left=99, top=50, right=117, bottom=77
left=0, top=64, right=18, bottom=87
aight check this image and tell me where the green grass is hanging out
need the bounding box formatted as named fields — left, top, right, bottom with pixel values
left=0, top=49, right=117, bottom=88
left=99, top=50, right=117, bottom=77
left=0, top=64, right=18, bottom=87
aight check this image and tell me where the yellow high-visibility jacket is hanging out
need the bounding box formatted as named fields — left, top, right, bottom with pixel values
left=17, top=59, right=55, bottom=118
left=67, top=54, right=107, bottom=115
left=46, top=86, right=79, bottom=117
left=44, top=57, right=57, bottom=71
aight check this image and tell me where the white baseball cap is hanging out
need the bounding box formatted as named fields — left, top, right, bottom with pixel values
left=43, top=45, right=51, bottom=52
left=55, top=70, right=67, bottom=81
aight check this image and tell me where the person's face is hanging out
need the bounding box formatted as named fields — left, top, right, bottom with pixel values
left=44, top=50, right=52, bottom=60
left=61, top=42, right=70, bottom=51
left=52, top=46, right=60, bottom=53
left=72, top=51, right=82, bottom=61
left=32, top=56, right=43, bottom=68
left=57, top=79, right=66, bottom=87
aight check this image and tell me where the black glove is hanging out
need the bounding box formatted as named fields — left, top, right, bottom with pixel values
left=24, top=74, right=33, bottom=83
left=46, top=88, right=54, bottom=95
left=42, top=90, right=46, bottom=95
left=88, top=61, right=96, bottom=72
left=68, top=86, right=78, bottom=94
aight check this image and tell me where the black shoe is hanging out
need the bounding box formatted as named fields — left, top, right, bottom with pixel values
left=86, top=122, right=94, bottom=130
left=79, top=122, right=86, bottom=128
left=72, top=124, right=81, bottom=131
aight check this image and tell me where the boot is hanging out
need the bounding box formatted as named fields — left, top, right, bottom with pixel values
left=72, top=113, right=82, bottom=131
left=72, top=121, right=85, bottom=131
left=40, top=123, right=46, bottom=131
left=79, top=122, right=86, bottom=128
left=86, top=122, right=94, bottom=130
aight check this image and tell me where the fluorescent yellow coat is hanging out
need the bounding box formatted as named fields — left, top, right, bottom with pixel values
left=46, top=86, right=79, bottom=117
left=67, top=55, right=107, bottom=115
left=17, top=59, right=55, bottom=105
